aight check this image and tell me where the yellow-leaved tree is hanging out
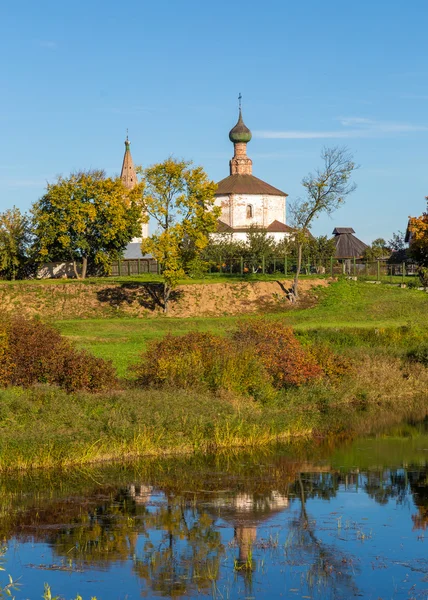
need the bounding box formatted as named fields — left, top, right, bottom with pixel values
left=408, top=198, right=428, bottom=267
left=32, top=170, right=145, bottom=278
left=138, top=158, right=219, bottom=313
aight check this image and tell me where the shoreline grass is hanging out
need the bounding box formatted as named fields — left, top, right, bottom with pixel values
left=1, top=350, right=427, bottom=473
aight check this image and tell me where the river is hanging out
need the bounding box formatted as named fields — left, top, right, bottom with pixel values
left=1, top=420, right=427, bottom=599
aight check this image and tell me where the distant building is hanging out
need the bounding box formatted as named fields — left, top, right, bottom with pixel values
left=120, top=136, right=149, bottom=260
left=332, top=227, right=368, bottom=259
left=214, top=101, right=292, bottom=242
left=120, top=136, right=149, bottom=242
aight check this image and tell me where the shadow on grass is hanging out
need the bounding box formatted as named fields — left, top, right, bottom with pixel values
left=96, top=283, right=183, bottom=312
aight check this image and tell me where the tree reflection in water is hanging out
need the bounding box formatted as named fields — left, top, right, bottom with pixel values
left=0, top=437, right=426, bottom=599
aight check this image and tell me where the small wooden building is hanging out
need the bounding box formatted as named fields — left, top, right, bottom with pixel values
left=332, top=227, right=368, bottom=259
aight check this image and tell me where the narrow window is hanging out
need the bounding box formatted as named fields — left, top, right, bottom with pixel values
left=246, top=204, right=253, bottom=219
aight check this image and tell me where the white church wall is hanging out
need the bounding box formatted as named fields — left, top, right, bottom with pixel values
left=215, top=194, right=286, bottom=228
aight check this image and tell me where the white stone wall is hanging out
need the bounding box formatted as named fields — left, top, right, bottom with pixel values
left=215, top=193, right=286, bottom=228
left=220, top=231, right=291, bottom=243
left=132, top=221, right=149, bottom=243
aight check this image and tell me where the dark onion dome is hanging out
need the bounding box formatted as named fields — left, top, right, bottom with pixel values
left=229, top=109, right=252, bottom=143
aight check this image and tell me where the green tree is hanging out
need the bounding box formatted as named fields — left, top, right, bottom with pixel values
left=203, top=232, right=244, bottom=272
left=32, top=170, right=144, bottom=278
left=388, top=230, right=408, bottom=263
left=305, top=235, right=336, bottom=273
left=290, top=147, right=357, bottom=298
left=363, top=238, right=390, bottom=261
left=244, top=224, right=276, bottom=272
left=138, top=158, right=219, bottom=312
left=0, top=207, right=31, bottom=280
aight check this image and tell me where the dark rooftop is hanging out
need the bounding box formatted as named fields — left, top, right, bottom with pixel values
left=216, top=220, right=293, bottom=234
left=216, top=174, right=287, bottom=197
left=123, top=243, right=153, bottom=260
left=332, top=229, right=368, bottom=259
left=333, top=227, right=355, bottom=235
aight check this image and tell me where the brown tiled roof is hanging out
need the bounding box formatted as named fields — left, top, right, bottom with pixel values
left=215, top=220, right=292, bottom=234
left=266, top=220, right=294, bottom=233
left=215, top=174, right=287, bottom=197
left=216, top=220, right=233, bottom=233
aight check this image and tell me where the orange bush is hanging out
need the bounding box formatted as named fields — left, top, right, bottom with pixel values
left=0, top=317, right=117, bottom=392
left=233, top=320, right=323, bottom=387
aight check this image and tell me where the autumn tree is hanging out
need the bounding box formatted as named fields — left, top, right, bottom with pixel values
left=32, top=170, right=144, bottom=278
left=408, top=198, right=428, bottom=266
left=138, top=158, right=219, bottom=312
left=290, top=147, right=357, bottom=298
left=0, top=207, right=31, bottom=280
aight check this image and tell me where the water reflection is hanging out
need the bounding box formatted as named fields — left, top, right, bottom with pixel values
left=1, top=422, right=428, bottom=598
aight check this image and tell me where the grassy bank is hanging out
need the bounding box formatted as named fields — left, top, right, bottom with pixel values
left=0, top=280, right=427, bottom=471
left=1, top=351, right=427, bottom=472
left=56, top=280, right=428, bottom=376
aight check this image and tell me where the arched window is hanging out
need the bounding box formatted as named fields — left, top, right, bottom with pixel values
left=246, top=204, right=253, bottom=219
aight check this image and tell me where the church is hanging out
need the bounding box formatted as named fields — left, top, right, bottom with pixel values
left=214, top=100, right=292, bottom=242
left=120, top=100, right=292, bottom=257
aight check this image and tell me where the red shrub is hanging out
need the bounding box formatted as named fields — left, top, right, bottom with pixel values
left=233, top=320, right=323, bottom=387
left=0, top=317, right=117, bottom=392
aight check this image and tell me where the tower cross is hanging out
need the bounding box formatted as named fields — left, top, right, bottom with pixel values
left=238, top=93, right=242, bottom=110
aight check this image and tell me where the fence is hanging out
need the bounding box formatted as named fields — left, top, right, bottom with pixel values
left=110, top=257, right=158, bottom=276
left=203, top=256, right=418, bottom=282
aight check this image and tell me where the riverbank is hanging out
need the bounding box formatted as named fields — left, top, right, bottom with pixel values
left=1, top=351, right=427, bottom=472
left=0, top=280, right=427, bottom=471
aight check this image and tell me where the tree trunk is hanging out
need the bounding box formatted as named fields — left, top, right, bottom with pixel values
left=163, top=283, right=170, bottom=314
left=81, top=256, right=88, bottom=279
left=72, top=260, right=81, bottom=280
left=292, top=243, right=303, bottom=300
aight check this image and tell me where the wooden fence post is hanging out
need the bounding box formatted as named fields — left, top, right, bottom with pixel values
left=284, top=255, right=287, bottom=276
left=262, top=255, right=265, bottom=274
left=377, top=260, right=380, bottom=281
left=240, top=256, right=243, bottom=275
left=330, top=256, right=333, bottom=277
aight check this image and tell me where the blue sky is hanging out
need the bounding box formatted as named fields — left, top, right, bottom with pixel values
left=1, top=0, right=428, bottom=243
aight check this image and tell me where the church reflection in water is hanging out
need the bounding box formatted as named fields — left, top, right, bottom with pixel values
left=0, top=443, right=427, bottom=598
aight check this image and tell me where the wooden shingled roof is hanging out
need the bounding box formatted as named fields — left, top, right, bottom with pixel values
left=332, top=227, right=368, bottom=259
left=215, top=174, right=287, bottom=197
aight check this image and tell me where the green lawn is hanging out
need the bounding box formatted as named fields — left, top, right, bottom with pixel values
left=56, top=280, right=428, bottom=377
